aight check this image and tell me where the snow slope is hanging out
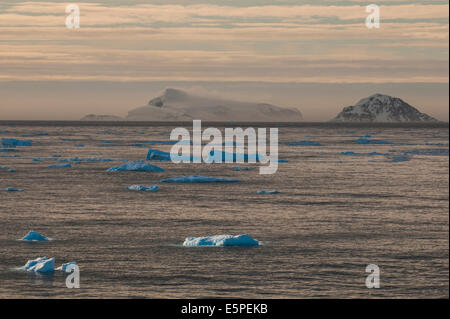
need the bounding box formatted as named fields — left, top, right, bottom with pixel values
left=332, top=94, right=438, bottom=123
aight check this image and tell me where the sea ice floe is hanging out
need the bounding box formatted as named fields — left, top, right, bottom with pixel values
left=161, top=175, right=239, bottom=183
left=21, top=257, right=55, bottom=273
left=207, top=150, right=264, bottom=163
left=20, top=231, right=49, bottom=242
left=1, top=138, right=32, bottom=147
left=146, top=148, right=196, bottom=162
left=354, top=138, right=392, bottom=145
left=0, top=148, right=19, bottom=152
left=48, top=163, right=71, bottom=168
left=341, top=151, right=386, bottom=156
left=183, top=234, right=261, bottom=247
left=107, top=161, right=164, bottom=172
left=387, top=154, right=411, bottom=162
left=8, top=169, right=16, bottom=172
left=1, top=187, right=24, bottom=191
left=257, top=190, right=280, bottom=194
left=126, top=184, right=159, bottom=191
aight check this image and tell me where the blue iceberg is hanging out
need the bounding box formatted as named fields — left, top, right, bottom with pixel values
left=57, top=262, right=77, bottom=272
left=8, top=168, right=16, bottom=172
left=107, top=161, right=164, bottom=172
left=48, top=163, right=71, bottom=168
left=126, top=184, right=159, bottom=191
left=20, top=231, right=49, bottom=242
left=355, top=138, right=392, bottom=145
left=21, top=257, right=55, bottom=273
left=1, top=187, right=24, bottom=192
left=258, top=190, right=280, bottom=194
left=1, top=138, right=32, bottom=147
left=161, top=176, right=239, bottom=183
left=183, top=234, right=261, bottom=247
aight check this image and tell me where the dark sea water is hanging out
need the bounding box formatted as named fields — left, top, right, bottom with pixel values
left=0, top=122, right=448, bottom=298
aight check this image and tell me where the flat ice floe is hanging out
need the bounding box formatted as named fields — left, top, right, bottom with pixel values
left=1, top=187, right=24, bottom=191
left=161, top=175, right=239, bottom=183
left=21, top=257, right=55, bottom=273
left=285, top=140, right=321, bottom=146
left=258, top=190, right=280, bottom=194
left=19, top=231, right=49, bottom=242
left=107, top=161, right=164, bottom=172
left=183, top=234, right=261, bottom=247
left=48, top=163, right=71, bottom=168
left=1, top=138, right=32, bottom=147
left=354, top=138, right=393, bottom=145
left=126, top=184, right=159, bottom=191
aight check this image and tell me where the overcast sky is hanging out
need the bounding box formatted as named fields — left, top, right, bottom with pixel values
left=0, top=0, right=448, bottom=121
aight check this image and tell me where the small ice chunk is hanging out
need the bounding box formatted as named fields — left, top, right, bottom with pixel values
left=22, top=257, right=55, bottom=273
left=48, top=163, right=71, bottom=168
left=287, top=140, right=321, bottom=146
left=57, top=262, right=77, bottom=272
left=107, top=161, right=164, bottom=172
left=20, top=231, right=49, bottom=242
left=1, top=187, right=24, bottom=191
left=355, top=138, right=392, bottom=145
left=258, top=190, right=280, bottom=194
left=161, top=175, right=239, bottom=183
left=183, top=234, right=261, bottom=247
left=126, top=184, right=159, bottom=191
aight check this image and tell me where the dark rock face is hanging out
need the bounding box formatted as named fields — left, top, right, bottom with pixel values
left=332, top=94, right=438, bottom=122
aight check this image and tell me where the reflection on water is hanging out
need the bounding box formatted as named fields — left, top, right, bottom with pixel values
left=0, top=122, right=448, bottom=298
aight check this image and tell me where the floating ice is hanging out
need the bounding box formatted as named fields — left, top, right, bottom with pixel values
left=183, top=234, right=261, bottom=247
left=22, top=257, right=55, bottom=273
left=341, top=151, right=386, bottom=156
left=8, top=168, right=16, bottom=172
left=258, top=190, right=280, bottom=194
left=107, top=161, right=164, bottom=172
left=161, top=175, right=239, bottom=183
left=355, top=138, right=392, bottom=145
left=69, top=157, right=113, bottom=163
left=1, top=138, right=32, bottom=147
left=74, top=144, right=85, bottom=147
left=57, top=262, right=77, bottom=272
left=48, top=163, right=71, bottom=168
left=21, top=133, right=48, bottom=137
left=146, top=148, right=196, bottom=162
left=234, top=167, right=253, bottom=171
left=207, top=150, right=264, bottom=163
left=404, top=149, right=449, bottom=156
left=287, top=140, right=321, bottom=146
left=126, top=184, right=159, bottom=191
left=0, top=148, right=19, bottom=152
left=20, top=231, right=49, bottom=242
left=1, top=187, right=24, bottom=191
left=387, top=154, right=411, bottom=162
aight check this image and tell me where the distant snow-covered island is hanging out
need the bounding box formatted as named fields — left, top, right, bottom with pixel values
left=81, top=88, right=303, bottom=122
left=80, top=114, right=124, bottom=121
left=331, top=94, right=438, bottom=123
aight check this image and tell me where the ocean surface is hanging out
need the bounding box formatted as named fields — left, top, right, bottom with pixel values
left=0, top=122, right=448, bottom=299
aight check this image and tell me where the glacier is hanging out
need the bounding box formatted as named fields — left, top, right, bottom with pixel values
left=107, top=161, right=164, bottom=172
left=183, top=234, right=261, bottom=247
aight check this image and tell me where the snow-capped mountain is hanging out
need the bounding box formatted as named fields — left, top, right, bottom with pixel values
left=126, top=88, right=303, bottom=122
left=332, top=94, right=438, bottom=123
left=80, top=114, right=123, bottom=121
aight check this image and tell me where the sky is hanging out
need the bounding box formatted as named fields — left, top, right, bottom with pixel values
left=0, top=0, right=448, bottom=121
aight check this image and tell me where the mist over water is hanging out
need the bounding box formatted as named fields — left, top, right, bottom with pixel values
left=0, top=122, right=448, bottom=298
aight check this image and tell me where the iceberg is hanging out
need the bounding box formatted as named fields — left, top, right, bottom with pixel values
left=161, top=176, right=239, bottom=183
left=183, top=234, right=261, bottom=247
left=22, top=257, right=55, bottom=273
left=57, top=262, right=77, bottom=272
left=126, top=184, right=159, bottom=191
left=48, top=163, right=71, bottom=168
left=146, top=148, right=196, bottom=162
left=20, top=231, right=49, bottom=242
left=1, top=187, right=24, bottom=191
left=258, top=190, right=280, bottom=194
left=8, top=168, right=16, bottom=172
left=1, top=138, right=32, bottom=147
left=107, top=161, right=164, bottom=172
left=355, top=138, right=392, bottom=145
